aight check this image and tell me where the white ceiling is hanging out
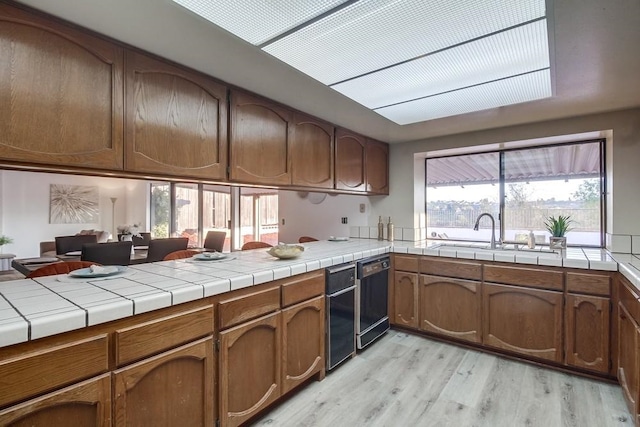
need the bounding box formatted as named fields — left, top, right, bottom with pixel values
left=14, top=0, right=640, bottom=143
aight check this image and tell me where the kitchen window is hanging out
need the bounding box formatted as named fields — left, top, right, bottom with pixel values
left=425, top=140, right=605, bottom=247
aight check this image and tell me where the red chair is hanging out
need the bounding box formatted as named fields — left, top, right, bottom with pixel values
left=163, top=250, right=200, bottom=260
left=27, top=261, right=99, bottom=278
left=241, top=241, right=273, bottom=250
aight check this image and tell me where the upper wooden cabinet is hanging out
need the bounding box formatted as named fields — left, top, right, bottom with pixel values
left=335, top=129, right=366, bottom=192
left=124, top=51, right=228, bottom=180
left=0, top=3, right=124, bottom=170
left=290, top=113, right=334, bottom=189
left=229, top=91, right=293, bottom=186
left=366, top=139, right=389, bottom=194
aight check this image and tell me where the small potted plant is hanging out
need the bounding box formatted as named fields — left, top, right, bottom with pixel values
left=0, top=235, right=13, bottom=254
left=544, top=215, right=573, bottom=249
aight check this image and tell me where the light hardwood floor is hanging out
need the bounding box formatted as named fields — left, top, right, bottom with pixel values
left=254, top=330, right=632, bottom=427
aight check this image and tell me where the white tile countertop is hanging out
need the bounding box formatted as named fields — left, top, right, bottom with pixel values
left=0, top=238, right=636, bottom=349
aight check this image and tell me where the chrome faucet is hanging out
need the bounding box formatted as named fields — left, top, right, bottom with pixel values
left=473, top=213, right=499, bottom=249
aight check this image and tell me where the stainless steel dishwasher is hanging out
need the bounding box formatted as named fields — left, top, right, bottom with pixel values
left=325, top=262, right=356, bottom=371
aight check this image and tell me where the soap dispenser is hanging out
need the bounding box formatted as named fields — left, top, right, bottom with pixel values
left=527, top=230, right=536, bottom=249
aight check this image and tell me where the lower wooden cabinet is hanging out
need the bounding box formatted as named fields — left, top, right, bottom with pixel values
left=0, top=374, right=111, bottom=427
left=618, top=302, right=640, bottom=419
left=113, top=337, right=215, bottom=427
left=483, top=283, right=563, bottom=363
left=565, top=293, right=610, bottom=373
left=393, top=271, right=419, bottom=328
left=282, top=296, right=325, bottom=394
left=420, top=274, right=481, bottom=343
left=219, top=311, right=281, bottom=427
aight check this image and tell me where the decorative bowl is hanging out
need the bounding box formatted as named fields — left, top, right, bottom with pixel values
left=267, top=244, right=305, bottom=259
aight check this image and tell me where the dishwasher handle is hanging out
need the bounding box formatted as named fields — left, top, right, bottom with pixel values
left=327, top=285, right=356, bottom=298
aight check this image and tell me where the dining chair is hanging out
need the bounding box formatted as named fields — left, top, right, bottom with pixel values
left=241, top=241, right=273, bottom=250
left=55, top=234, right=98, bottom=255
left=81, top=241, right=132, bottom=265
left=27, top=261, right=98, bottom=278
left=133, top=232, right=152, bottom=247
left=145, top=237, right=189, bottom=262
left=298, top=236, right=318, bottom=243
left=204, top=231, right=226, bottom=252
left=163, top=249, right=201, bottom=261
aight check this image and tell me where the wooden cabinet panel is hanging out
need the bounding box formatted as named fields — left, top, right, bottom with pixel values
left=566, top=272, right=611, bottom=296
left=281, top=271, right=325, bottom=308
left=483, top=283, right=563, bottom=362
left=230, top=91, right=292, bottom=185
left=484, top=264, right=564, bottom=291
left=365, top=139, right=389, bottom=194
left=419, top=257, right=482, bottom=281
left=219, top=311, right=281, bottom=427
left=0, top=334, right=108, bottom=408
left=335, top=128, right=366, bottom=192
left=420, top=275, right=481, bottom=343
left=393, top=271, right=419, bottom=329
left=124, top=51, right=227, bottom=180
left=618, top=302, right=640, bottom=419
left=0, top=374, right=111, bottom=427
left=394, top=255, right=419, bottom=272
left=565, top=294, right=610, bottom=373
left=0, top=3, right=124, bottom=170
left=115, top=304, right=214, bottom=366
left=291, top=113, right=334, bottom=189
left=218, top=287, right=280, bottom=330
left=114, top=337, right=214, bottom=426
left=282, top=296, right=325, bottom=394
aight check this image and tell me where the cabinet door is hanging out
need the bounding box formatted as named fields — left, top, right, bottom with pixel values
left=291, top=113, right=334, bottom=189
left=618, top=302, right=640, bottom=418
left=125, top=51, right=228, bottom=180
left=393, top=271, right=419, bottom=329
left=113, top=337, right=215, bottom=427
left=565, top=294, right=610, bottom=373
left=219, top=311, right=281, bottom=427
left=229, top=91, right=292, bottom=185
left=420, top=275, right=481, bottom=343
left=282, top=296, right=325, bottom=394
left=483, top=283, right=563, bottom=362
left=335, top=128, right=365, bottom=192
left=0, top=374, right=110, bottom=427
left=0, top=3, right=124, bottom=170
left=365, top=139, right=389, bottom=194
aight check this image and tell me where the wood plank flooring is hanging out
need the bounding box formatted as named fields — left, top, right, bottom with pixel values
left=253, top=330, right=632, bottom=427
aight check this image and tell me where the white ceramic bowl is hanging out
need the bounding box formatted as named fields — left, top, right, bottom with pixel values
left=267, top=244, right=305, bottom=259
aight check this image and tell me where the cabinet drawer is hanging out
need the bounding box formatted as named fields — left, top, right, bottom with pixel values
left=484, top=264, right=563, bottom=291
left=566, top=272, right=610, bottom=296
left=115, top=305, right=214, bottom=366
left=394, top=255, right=419, bottom=272
left=420, top=257, right=481, bottom=280
left=219, top=287, right=281, bottom=330
left=0, top=334, right=108, bottom=408
left=281, top=271, right=324, bottom=307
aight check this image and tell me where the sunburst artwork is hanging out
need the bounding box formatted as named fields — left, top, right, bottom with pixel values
left=49, top=184, right=99, bottom=224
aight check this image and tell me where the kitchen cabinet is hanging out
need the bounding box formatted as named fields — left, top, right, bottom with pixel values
left=420, top=274, right=482, bottom=343
left=618, top=277, right=640, bottom=420
left=291, top=113, right=334, bottom=189
left=0, top=3, right=124, bottom=170
left=0, top=374, right=111, bottom=427
left=229, top=91, right=293, bottom=186
left=365, top=139, right=389, bottom=194
left=124, top=51, right=228, bottom=180
left=113, top=337, right=214, bottom=427
left=483, top=283, right=563, bottom=363
left=565, top=294, right=610, bottom=373
left=393, top=271, right=419, bottom=329
left=282, top=295, right=325, bottom=394
left=335, top=128, right=366, bottom=192
left=219, top=311, right=281, bottom=427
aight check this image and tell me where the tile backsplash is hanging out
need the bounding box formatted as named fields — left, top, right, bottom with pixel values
left=350, top=226, right=427, bottom=242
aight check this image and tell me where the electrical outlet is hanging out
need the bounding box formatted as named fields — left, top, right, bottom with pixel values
left=359, top=203, right=365, bottom=213
left=341, top=217, right=348, bottom=224
left=281, top=218, right=285, bottom=225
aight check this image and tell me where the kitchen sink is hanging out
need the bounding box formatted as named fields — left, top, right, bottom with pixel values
left=428, top=242, right=561, bottom=257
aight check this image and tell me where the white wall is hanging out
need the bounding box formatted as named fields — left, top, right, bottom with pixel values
left=278, top=190, right=372, bottom=243
left=0, top=170, right=148, bottom=258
